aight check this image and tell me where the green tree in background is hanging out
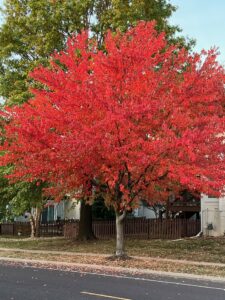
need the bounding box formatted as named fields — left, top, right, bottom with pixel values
left=0, top=163, right=47, bottom=237
left=0, top=0, right=94, bottom=104
left=0, top=0, right=192, bottom=105
left=93, top=0, right=189, bottom=45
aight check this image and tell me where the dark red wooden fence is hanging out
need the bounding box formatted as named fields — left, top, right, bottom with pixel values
left=67, top=219, right=201, bottom=239
left=0, top=221, right=65, bottom=237
left=0, top=219, right=201, bottom=239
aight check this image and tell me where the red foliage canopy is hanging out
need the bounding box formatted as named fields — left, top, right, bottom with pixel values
left=1, top=22, right=225, bottom=211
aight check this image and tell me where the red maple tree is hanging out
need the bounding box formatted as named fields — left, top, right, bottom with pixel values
left=1, top=22, right=225, bottom=256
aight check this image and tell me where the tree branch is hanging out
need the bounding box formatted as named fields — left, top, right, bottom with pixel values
left=117, top=210, right=126, bottom=222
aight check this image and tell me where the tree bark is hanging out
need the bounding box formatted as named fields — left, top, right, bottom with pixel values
left=34, top=207, right=41, bottom=237
left=30, top=207, right=42, bottom=238
left=76, top=200, right=96, bottom=241
left=30, top=215, right=35, bottom=238
left=115, top=211, right=126, bottom=257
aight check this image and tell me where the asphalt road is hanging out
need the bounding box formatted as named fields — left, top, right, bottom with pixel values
left=0, top=263, right=225, bottom=300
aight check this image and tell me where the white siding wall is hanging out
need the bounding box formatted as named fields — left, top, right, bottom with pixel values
left=219, top=198, right=225, bottom=236
left=134, top=205, right=158, bottom=219
left=53, top=202, right=64, bottom=220
left=201, top=195, right=225, bottom=236
left=64, top=198, right=81, bottom=220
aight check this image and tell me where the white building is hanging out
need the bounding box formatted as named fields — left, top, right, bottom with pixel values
left=201, top=195, right=225, bottom=236
left=133, top=205, right=157, bottom=219
left=41, top=198, right=81, bottom=222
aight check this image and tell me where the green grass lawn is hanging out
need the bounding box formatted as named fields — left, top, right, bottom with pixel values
left=0, top=236, right=225, bottom=263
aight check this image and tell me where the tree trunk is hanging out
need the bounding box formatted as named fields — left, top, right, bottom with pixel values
left=30, top=215, right=35, bottom=238
left=29, top=207, right=42, bottom=238
left=34, top=207, right=41, bottom=237
left=76, top=200, right=96, bottom=241
left=115, top=211, right=126, bottom=257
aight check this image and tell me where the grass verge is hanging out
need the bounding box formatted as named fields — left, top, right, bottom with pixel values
left=0, top=249, right=225, bottom=278
left=0, top=236, right=225, bottom=264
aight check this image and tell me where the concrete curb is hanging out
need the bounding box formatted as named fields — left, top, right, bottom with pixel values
left=0, top=256, right=225, bottom=283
